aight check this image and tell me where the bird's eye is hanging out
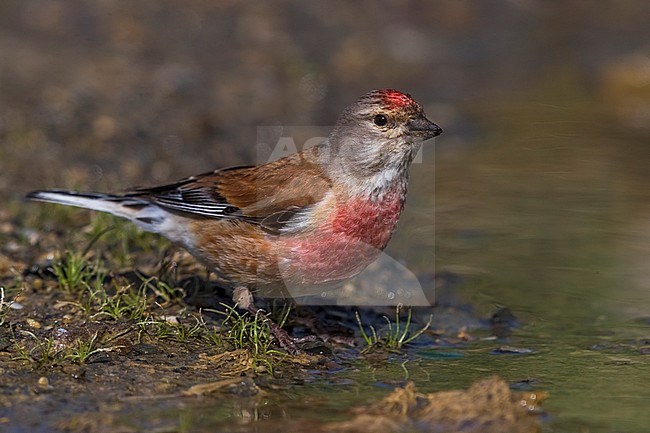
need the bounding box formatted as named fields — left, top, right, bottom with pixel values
left=373, top=114, right=388, bottom=127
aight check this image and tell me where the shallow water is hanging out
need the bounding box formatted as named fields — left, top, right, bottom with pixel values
left=400, top=92, right=650, bottom=430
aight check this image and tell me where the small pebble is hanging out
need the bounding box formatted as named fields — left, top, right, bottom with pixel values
left=37, top=377, right=49, bottom=387
left=491, top=346, right=533, bottom=355
left=62, top=365, right=86, bottom=379
left=25, top=318, right=41, bottom=329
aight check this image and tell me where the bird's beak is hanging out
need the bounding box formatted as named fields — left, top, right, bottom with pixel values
left=407, top=115, right=442, bottom=140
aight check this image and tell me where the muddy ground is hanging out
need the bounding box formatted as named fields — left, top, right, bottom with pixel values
left=0, top=209, right=544, bottom=432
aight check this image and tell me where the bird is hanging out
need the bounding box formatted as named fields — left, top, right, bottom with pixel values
left=26, top=89, right=442, bottom=351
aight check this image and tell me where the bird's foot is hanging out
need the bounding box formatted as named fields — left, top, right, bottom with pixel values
left=233, top=286, right=307, bottom=355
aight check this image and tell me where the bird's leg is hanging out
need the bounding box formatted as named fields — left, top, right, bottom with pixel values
left=232, top=286, right=303, bottom=355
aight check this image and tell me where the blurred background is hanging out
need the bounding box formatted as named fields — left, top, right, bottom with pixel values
left=1, top=1, right=647, bottom=193
left=1, top=1, right=650, bottom=430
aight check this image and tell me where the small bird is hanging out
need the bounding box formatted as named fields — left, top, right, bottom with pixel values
left=27, top=89, right=442, bottom=350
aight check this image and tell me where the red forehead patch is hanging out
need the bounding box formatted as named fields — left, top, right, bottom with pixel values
left=377, top=89, right=417, bottom=109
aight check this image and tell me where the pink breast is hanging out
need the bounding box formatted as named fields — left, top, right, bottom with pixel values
left=277, top=191, right=405, bottom=286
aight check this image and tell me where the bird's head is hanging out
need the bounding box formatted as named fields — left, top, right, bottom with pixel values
left=323, top=89, right=442, bottom=194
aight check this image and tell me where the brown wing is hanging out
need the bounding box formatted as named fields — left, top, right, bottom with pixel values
left=126, top=150, right=332, bottom=233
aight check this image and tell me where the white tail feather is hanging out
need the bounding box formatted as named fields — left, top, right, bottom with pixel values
left=27, top=191, right=136, bottom=219
left=26, top=190, right=195, bottom=246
